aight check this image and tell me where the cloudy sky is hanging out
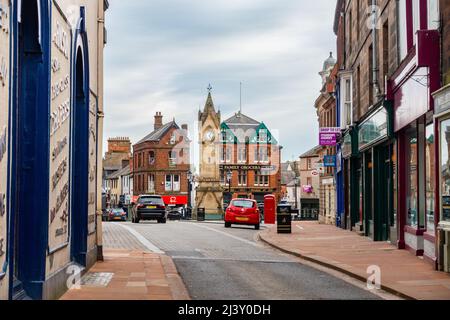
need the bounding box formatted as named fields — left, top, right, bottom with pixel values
left=104, top=0, right=337, bottom=163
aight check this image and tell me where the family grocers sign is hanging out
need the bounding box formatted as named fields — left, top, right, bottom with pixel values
left=319, top=127, right=340, bottom=146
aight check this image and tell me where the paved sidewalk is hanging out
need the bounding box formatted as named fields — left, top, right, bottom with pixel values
left=259, top=221, right=450, bottom=300
left=60, top=249, right=190, bottom=300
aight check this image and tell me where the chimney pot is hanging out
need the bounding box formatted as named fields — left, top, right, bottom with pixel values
left=154, top=112, right=163, bottom=131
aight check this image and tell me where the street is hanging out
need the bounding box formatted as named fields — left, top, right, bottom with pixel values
left=103, top=221, right=380, bottom=300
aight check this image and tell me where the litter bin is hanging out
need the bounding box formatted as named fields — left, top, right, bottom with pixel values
left=277, top=204, right=292, bottom=234
left=197, top=208, right=205, bottom=222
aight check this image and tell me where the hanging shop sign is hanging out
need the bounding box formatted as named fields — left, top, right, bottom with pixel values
left=319, top=127, right=340, bottom=146
left=358, top=103, right=392, bottom=151
left=323, top=155, right=337, bottom=167
left=48, top=2, right=72, bottom=254
left=0, top=0, right=10, bottom=293
left=88, top=91, right=97, bottom=235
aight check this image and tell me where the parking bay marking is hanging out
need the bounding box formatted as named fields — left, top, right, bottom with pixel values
left=115, top=223, right=165, bottom=254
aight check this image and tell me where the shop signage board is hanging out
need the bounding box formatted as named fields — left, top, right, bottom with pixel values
left=358, top=106, right=388, bottom=151
left=48, top=2, right=72, bottom=254
left=88, top=91, right=97, bottom=234
left=434, top=85, right=450, bottom=116
left=0, top=0, right=10, bottom=297
left=319, top=127, right=340, bottom=146
left=162, top=196, right=188, bottom=206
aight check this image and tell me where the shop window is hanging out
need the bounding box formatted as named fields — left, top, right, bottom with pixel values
left=427, top=0, right=440, bottom=29
left=425, top=123, right=435, bottom=233
left=440, top=119, right=450, bottom=223
left=406, top=124, right=419, bottom=227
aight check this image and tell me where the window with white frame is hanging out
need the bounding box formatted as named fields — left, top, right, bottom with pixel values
left=258, top=145, right=269, bottom=163
left=169, top=151, right=177, bottom=166
left=254, top=170, right=269, bottom=187
left=238, top=145, right=247, bottom=163
left=340, top=74, right=353, bottom=128
left=173, top=174, right=180, bottom=191
left=220, top=146, right=232, bottom=163
left=398, top=0, right=408, bottom=61
left=238, top=170, right=247, bottom=186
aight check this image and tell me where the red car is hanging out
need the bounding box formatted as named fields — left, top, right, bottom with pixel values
left=225, top=199, right=261, bottom=230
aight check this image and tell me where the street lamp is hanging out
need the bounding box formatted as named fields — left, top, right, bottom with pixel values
left=294, top=177, right=299, bottom=210
left=226, top=170, right=232, bottom=195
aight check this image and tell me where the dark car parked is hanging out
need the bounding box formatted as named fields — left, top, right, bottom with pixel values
left=132, top=195, right=168, bottom=224
left=168, top=206, right=184, bottom=221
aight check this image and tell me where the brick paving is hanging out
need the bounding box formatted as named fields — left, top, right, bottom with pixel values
left=259, top=221, right=450, bottom=300
left=102, top=222, right=148, bottom=251
left=60, top=249, right=190, bottom=300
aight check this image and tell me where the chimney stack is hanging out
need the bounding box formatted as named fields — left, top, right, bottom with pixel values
left=154, top=112, right=163, bottom=131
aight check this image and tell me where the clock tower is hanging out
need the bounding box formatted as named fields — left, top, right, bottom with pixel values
left=194, top=85, right=224, bottom=219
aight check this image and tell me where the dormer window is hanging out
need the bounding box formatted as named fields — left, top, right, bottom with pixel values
left=258, top=129, right=268, bottom=143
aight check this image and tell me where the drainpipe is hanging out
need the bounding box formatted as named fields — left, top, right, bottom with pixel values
left=371, top=0, right=381, bottom=102
left=96, top=0, right=107, bottom=262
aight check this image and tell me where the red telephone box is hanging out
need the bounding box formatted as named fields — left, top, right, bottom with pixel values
left=264, top=195, right=276, bottom=224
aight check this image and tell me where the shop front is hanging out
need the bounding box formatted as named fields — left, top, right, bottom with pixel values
left=340, top=127, right=359, bottom=232
left=357, top=102, right=395, bottom=242
left=433, top=84, right=450, bottom=270
left=391, top=32, right=440, bottom=257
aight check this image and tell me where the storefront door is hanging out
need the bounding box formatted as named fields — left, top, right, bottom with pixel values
left=374, top=144, right=393, bottom=241
left=364, top=151, right=373, bottom=238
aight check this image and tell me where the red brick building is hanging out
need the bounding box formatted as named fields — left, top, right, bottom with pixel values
left=133, top=112, right=191, bottom=207
left=219, top=111, right=282, bottom=205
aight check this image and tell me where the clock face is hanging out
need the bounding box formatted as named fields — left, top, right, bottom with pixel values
left=204, top=129, right=215, bottom=142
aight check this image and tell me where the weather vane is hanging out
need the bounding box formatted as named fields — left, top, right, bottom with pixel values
left=207, top=83, right=212, bottom=93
